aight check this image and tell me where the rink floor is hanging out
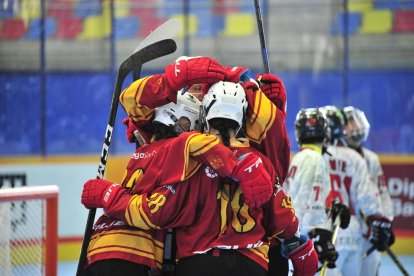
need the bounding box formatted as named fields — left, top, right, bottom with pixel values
left=58, top=254, right=414, bottom=275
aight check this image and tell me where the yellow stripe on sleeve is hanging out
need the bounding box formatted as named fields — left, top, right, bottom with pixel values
left=120, top=76, right=154, bottom=122
left=180, top=133, right=219, bottom=180
left=246, top=91, right=277, bottom=143
left=187, top=133, right=220, bottom=156
left=127, top=194, right=161, bottom=230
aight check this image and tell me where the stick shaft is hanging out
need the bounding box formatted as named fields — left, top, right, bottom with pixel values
left=320, top=207, right=342, bottom=275
left=385, top=247, right=410, bottom=276
left=254, top=0, right=270, bottom=73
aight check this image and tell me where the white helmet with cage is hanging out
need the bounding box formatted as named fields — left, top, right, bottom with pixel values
left=201, top=81, right=247, bottom=133
left=153, top=91, right=201, bottom=134
left=343, top=106, right=370, bottom=148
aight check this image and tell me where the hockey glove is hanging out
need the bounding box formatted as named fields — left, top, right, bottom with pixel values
left=81, top=179, right=126, bottom=210
left=256, top=73, right=287, bottom=113
left=224, top=66, right=251, bottom=83
left=331, top=202, right=351, bottom=229
left=281, top=234, right=319, bottom=276
left=122, top=117, right=139, bottom=143
left=164, top=56, right=226, bottom=97
left=367, top=215, right=395, bottom=251
left=241, top=80, right=260, bottom=117
left=308, top=228, right=338, bottom=268
left=230, top=153, right=272, bottom=208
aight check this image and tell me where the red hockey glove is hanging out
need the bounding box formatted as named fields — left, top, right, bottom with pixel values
left=282, top=234, right=319, bottom=276
left=224, top=66, right=251, bottom=83
left=241, top=80, right=260, bottom=117
left=231, top=153, right=272, bottom=208
left=256, top=73, right=287, bottom=113
left=122, top=117, right=139, bottom=143
left=81, top=179, right=125, bottom=210
left=366, top=215, right=395, bottom=251
left=164, top=56, right=226, bottom=94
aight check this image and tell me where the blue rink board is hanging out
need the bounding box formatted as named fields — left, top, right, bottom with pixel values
left=1, top=70, right=413, bottom=155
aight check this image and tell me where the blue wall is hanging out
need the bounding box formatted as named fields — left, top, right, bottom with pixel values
left=1, top=70, right=413, bottom=155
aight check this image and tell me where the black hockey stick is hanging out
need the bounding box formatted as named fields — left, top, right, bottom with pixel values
left=254, top=0, right=270, bottom=73
left=76, top=39, right=177, bottom=276
left=363, top=244, right=409, bottom=276
left=319, top=208, right=342, bottom=275
left=362, top=244, right=376, bottom=259
left=384, top=246, right=410, bottom=276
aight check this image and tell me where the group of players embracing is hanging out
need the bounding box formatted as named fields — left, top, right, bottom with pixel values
left=80, top=56, right=394, bottom=276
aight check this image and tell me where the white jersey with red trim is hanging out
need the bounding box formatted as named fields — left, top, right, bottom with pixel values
left=284, top=146, right=331, bottom=234
left=323, top=144, right=382, bottom=251
left=362, top=147, right=394, bottom=220
left=359, top=147, right=394, bottom=276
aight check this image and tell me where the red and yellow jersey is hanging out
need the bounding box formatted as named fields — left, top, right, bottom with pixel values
left=107, top=144, right=299, bottom=271
left=87, top=131, right=239, bottom=269
left=243, top=84, right=291, bottom=182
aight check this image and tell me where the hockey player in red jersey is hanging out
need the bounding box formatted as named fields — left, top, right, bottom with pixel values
left=224, top=71, right=292, bottom=276
left=81, top=81, right=318, bottom=276
left=223, top=67, right=291, bottom=182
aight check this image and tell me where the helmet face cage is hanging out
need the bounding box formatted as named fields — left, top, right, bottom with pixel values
left=201, top=81, right=247, bottom=134
left=294, top=108, right=328, bottom=145
left=356, top=108, right=370, bottom=142
left=343, top=106, right=370, bottom=147
left=319, top=105, right=347, bottom=143
left=153, top=92, right=201, bottom=135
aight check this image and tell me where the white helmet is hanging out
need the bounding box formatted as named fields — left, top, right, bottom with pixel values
left=201, top=81, right=247, bottom=132
left=343, top=106, right=370, bottom=148
left=153, top=91, right=201, bottom=134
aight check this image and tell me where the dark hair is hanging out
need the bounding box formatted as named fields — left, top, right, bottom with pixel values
left=151, top=122, right=178, bottom=141
left=208, top=118, right=239, bottom=147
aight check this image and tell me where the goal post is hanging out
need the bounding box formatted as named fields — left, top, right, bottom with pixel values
left=0, top=185, right=59, bottom=276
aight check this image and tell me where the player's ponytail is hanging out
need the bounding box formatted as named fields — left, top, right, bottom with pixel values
left=208, top=118, right=238, bottom=148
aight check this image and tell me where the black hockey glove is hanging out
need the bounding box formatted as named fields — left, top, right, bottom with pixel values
left=308, top=228, right=338, bottom=268
left=367, top=215, right=395, bottom=251
left=331, top=202, right=350, bottom=229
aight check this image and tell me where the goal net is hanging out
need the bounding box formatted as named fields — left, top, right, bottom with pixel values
left=0, top=185, right=59, bottom=276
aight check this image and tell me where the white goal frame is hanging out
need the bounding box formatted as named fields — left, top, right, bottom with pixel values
left=0, top=185, right=59, bottom=276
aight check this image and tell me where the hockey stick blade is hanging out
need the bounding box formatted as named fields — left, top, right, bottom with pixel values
left=134, top=18, right=182, bottom=53
left=76, top=39, right=177, bottom=276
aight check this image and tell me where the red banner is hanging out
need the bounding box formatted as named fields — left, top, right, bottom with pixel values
left=383, top=163, right=414, bottom=235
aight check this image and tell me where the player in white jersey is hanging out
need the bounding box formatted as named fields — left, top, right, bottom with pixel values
left=343, top=106, right=395, bottom=276
left=320, top=105, right=387, bottom=276
left=284, top=108, right=350, bottom=272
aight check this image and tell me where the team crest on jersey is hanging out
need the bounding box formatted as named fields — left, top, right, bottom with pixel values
left=205, top=166, right=218, bottom=178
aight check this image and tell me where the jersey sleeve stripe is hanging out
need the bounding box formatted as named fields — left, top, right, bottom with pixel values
left=187, top=133, right=220, bottom=156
